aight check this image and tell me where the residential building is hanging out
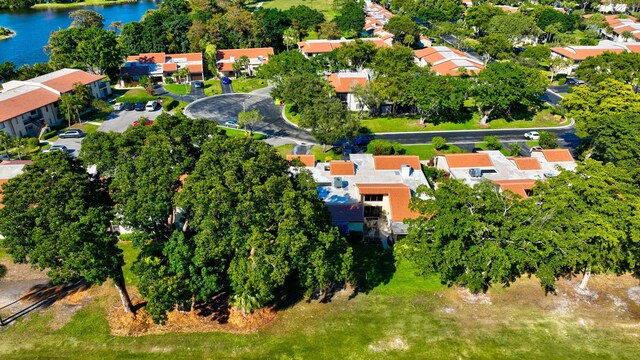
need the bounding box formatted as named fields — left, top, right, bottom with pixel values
left=550, top=40, right=640, bottom=74
left=434, top=150, right=577, bottom=198
left=288, top=154, right=429, bottom=244
left=598, top=0, right=628, bottom=13
left=0, top=69, right=110, bottom=138
left=413, top=46, right=485, bottom=76
left=297, top=38, right=389, bottom=58
left=121, top=52, right=204, bottom=85
left=585, top=14, right=640, bottom=42
left=0, top=160, right=32, bottom=207
left=327, top=72, right=371, bottom=111
left=216, top=47, right=274, bottom=77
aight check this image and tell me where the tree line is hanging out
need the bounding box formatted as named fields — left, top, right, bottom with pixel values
left=0, top=114, right=353, bottom=323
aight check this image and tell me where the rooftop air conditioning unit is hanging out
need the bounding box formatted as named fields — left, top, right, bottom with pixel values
left=333, top=177, right=344, bottom=188
left=469, top=168, right=482, bottom=178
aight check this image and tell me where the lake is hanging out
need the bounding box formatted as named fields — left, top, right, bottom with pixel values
left=0, top=1, right=158, bottom=66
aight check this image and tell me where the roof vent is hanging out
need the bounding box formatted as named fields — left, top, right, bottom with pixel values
left=400, top=164, right=412, bottom=178
left=333, top=177, right=344, bottom=188
left=469, top=168, right=482, bottom=178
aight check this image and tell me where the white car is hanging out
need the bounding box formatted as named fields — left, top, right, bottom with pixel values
left=113, top=102, right=124, bottom=111
left=529, top=146, right=543, bottom=153
left=224, top=120, right=239, bottom=128
left=145, top=101, right=159, bottom=111
left=42, top=145, right=68, bottom=153
left=524, top=131, right=540, bottom=140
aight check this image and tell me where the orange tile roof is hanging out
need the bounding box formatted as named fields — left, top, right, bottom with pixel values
left=0, top=160, right=33, bottom=165
left=330, top=161, right=355, bottom=176
left=443, top=153, right=493, bottom=168
left=626, top=44, right=640, bottom=53
left=327, top=73, right=369, bottom=93
left=41, top=71, right=105, bottom=93
left=493, top=179, right=536, bottom=199
left=541, top=149, right=574, bottom=162
left=286, top=154, right=316, bottom=168
left=0, top=88, right=60, bottom=123
left=126, top=52, right=165, bottom=63
left=216, top=48, right=274, bottom=62
left=373, top=155, right=421, bottom=170
left=357, top=183, right=417, bottom=221
left=298, top=41, right=336, bottom=54
left=511, top=157, right=542, bottom=171
left=186, top=64, right=204, bottom=73
left=163, top=63, right=178, bottom=72
left=431, top=61, right=483, bottom=76
left=166, top=53, right=202, bottom=62
left=551, top=47, right=624, bottom=61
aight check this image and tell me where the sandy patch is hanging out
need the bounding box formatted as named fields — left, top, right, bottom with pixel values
left=368, top=337, right=409, bottom=352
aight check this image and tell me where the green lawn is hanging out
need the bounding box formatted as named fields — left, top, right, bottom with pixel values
left=275, top=144, right=294, bottom=157
left=163, top=84, right=192, bottom=95
left=232, top=77, right=269, bottom=93
left=284, top=104, right=301, bottom=126
left=399, top=144, right=464, bottom=160
left=361, top=110, right=567, bottom=133
left=33, top=0, right=134, bottom=8
left=474, top=142, right=512, bottom=156
left=113, top=88, right=160, bottom=104
left=310, top=145, right=342, bottom=161
left=117, top=241, right=141, bottom=287
left=261, top=0, right=337, bottom=20
left=204, top=79, right=222, bottom=96
left=221, top=127, right=267, bottom=140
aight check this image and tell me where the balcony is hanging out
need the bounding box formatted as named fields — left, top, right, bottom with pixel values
left=23, top=116, right=43, bottom=126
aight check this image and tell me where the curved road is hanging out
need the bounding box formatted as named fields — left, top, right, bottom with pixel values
left=183, top=91, right=580, bottom=151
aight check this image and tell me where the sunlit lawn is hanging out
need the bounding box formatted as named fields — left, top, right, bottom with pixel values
left=164, top=84, right=192, bottom=95
left=232, top=77, right=268, bottom=93
left=261, top=0, right=337, bottom=20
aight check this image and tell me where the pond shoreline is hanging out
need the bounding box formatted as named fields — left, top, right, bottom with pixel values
left=32, top=0, right=140, bottom=10
left=0, top=27, right=15, bottom=41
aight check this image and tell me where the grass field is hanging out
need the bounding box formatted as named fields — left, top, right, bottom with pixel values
left=221, top=127, right=267, bottom=140
left=399, top=144, right=464, bottom=160
left=275, top=143, right=294, bottom=157
left=3, top=247, right=640, bottom=359
left=164, top=84, right=192, bottom=95
left=33, top=0, right=135, bottom=8
left=261, top=0, right=337, bottom=20
left=232, top=78, right=269, bottom=93
left=361, top=110, right=567, bottom=133
left=204, top=79, right=222, bottom=96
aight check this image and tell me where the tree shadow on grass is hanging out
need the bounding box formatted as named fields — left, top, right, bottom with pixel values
left=0, top=264, right=6, bottom=280
left=349, top=241, right=396, bottom=299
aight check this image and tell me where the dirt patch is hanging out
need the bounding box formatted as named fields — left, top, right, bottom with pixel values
left=368, top=337, right=409, bottom=352
left=458, top=288, right=492, bottom=305
left=108, top=297, right=278, bottom=337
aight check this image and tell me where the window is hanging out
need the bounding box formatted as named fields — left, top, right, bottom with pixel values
left=364, top=206, right=382, bottom=218
left=364, top=194, right=383, bottom=202
left=30, top=110, right=37, bottom=115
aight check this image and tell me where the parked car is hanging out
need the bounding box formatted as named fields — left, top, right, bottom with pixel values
left=566, top=77, right=585, bottom=85
left=193, top=81, right=203, bottom=88
left=42, top=145, right=68, bottom=153
left=58, top=130, right=85, bottom=139
left=134, top=101, right=146, bottom=111
left=145, top=100, right=159, bottom=111
left=524, top=131, right=540, bottom=140
left=224, top=120, right=239, bottom=128
left=132, top=119, right=154, bottom=127
left=113, top=102, right=124, bottom=111
left=529, top=146, right=543, bottom=153
left=123, top=103, right=134, bottom=111
left=221, top=77, right=232, bottom=85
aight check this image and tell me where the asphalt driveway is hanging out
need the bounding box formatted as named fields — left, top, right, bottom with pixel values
left=183, top=93, right=315, bottom=142
left=98, top=109, right=163, bottom=133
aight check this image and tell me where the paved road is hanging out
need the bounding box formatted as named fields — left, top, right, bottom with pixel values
left=98, top=108, right=163, bottom=133
left=184, top=93, right=315, bottom=142
left=221, top=82, right=234, bottom=94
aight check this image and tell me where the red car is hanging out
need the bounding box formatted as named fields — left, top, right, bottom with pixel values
left=132, top=120, right=154, bottom=127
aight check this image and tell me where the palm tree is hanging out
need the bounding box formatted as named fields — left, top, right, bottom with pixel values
left=0, top=131, right=13, bottom=160
left=621, top=30, right=633, bottom=42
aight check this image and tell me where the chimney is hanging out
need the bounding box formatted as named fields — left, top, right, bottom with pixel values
left=400, top=164, right=412, bottom=178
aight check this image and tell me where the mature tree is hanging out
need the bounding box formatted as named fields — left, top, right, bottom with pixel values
left=352, top=81, right=381, bottom=117
left=530, top=160, right=640, bottom=291
left=282, top=27, right=300, bottom=51
left=575, top=52, right=640, bottom=86
left=334, top=39, right=378, bottom=71
left=237, top=109, right=265, bottom=135
left=473, top=62, right=549, bottom=124
left=520, top=45, right=551, bottom=63
left=69, top=9, right=105, bottom=29
left=15, top=63, right=51, bottom=80
left=561, top=79, right=640, bottom=136
left=255, top=7, right=291, bottom=50
left=536, top=8, right=577, bottom=33
left=538, top=131, right=558, bottom=149
left=271, top=73, right=334, bottom=111
left=417, top=0, right=465, bottom=22
left=403, top=73, right=470, bottom=124
left=399, top=179, right=537, bottom=292
left=119, top=22, right=145, bottom=55
left=548, top=56, right=573, bottom=82
left=0, top=131, right=12, bottom=159
left=0, top=0, right=36, bottom=9
left=0, top=153, right=134, bottom=313
left=257, top=50, right=317, bottom=81
left=334, top=0, right=365, bottom=34
left=75, top=27, right=123, bottom=77
left=299, top=97, right=359, bottom=150
left=318, top=22, right=342, bottom=40
left=60, top=82, right=91, bottom=127
left=286, top=5, right=325, bottom=31
left=0, top=61, right=16, bottom=83
left=590, top=113, right=640, bottom=179
left=370, top=45, right=419, bottom=112
left=138, top=76, right=155, bottom=95
left=486, top=13, right=541, bottom=45
left=465, top=3, right=505, bottom=37
left=476, top=34, right=514, bottom=62
left=233, top=55, right=251, bottom=78
left=384, top=15, right=421, bottom=46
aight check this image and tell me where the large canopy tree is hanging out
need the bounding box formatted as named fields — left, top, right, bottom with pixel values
left=0, top=153, right=134, bottom=313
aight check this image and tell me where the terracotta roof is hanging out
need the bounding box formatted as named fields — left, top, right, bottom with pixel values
left=166, top=53, right=202, bottom=62
left=163, top=63, right=178, bottom=72
left=327, top=73, right=369, bottom=93
left=0, top=88, right=60, bottom=123
left=286, top=154, right=315, bottom=168
left=216, top=48, right=274, bottom=62
left=330, top=161, right=355, bottom=176
left=40, top=71, right=105, bottom=93
left=551, top=46, right=624, bottom=61
left=443, top=153, right=493, bottom=168
left=373, top=155, right=421, bottom=170
left=626, top=44, right=640, bottom=53
left=297, top=39, right=388, bottom=55
left=0, top=160, right=33, bottom=165
left=493, top=179, right=536, bottom=199
left=431, top=61, right=483, bottom=76
left=511, top=157, right=542, bottom=171
left=357, top=183, right=417, bottom=221
left=126, top=52, right=165, bottom=64
left=186, top=64, right=204, bottom=73
left=414, top=47, right=485, bottom=76
left=541, top=149, right=574, bottom=162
